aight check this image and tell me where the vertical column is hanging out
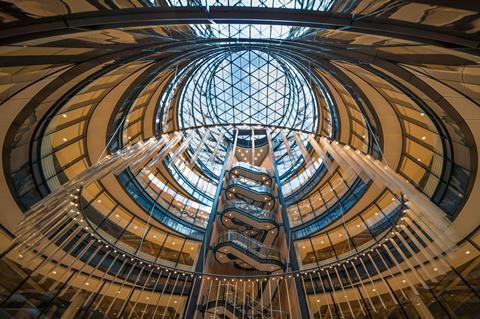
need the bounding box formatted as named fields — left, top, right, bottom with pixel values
left=268, top=131, right=311, bottom=319
left=184, top=139, right=232, bottom=318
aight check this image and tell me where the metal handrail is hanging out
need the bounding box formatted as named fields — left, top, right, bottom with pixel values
left=232, top=161, right=270, bottom=175
left=217, top=231, right=282, bottom=261
left=224, top=200, right=274, bottom=219
left=228, top=177, right=272, bottom=193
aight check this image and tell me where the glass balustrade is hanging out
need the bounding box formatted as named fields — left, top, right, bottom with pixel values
left=228, top=177, right=272, bottom=194
left=217, top=231, right=282, bottom=262
left=208, top=284, right=288, bottom=317
left=224, top=200, right=274, bottom=220
left=232, top=161, right=270, bottom=176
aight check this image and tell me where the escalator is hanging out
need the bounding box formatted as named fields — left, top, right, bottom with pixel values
left=206, top=157, right=287, bottom=318
left=214, top=231, right=283, bottom=272
left=219, top=200, right=279, bottom=246
left=225, top=177, right=275, bottom=207
left=214, top=161, right=283, bottom=271
left=229, top=162, right=272, bottom=184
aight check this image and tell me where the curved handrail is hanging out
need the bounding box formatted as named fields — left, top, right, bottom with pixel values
left=223, top=200, right=274, bottom=220
left=232, top=161, right=270, bottom=176
left=228, top=177, right=272, bottom=194
left=216, top=231, right=282, bottom=262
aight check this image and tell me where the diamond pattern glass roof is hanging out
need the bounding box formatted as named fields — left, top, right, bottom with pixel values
left=193, top=23, right=307, bottom=39
left=178, top=48, right=318, bottom=137
left=208, top=50, right=292, bottom=126
left=171, top=48, right=319, bottom=179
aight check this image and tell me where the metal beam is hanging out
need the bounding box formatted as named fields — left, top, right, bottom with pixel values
left=0, top=7, right=478, bottom=48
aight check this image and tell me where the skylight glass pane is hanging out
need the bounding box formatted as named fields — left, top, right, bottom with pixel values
left=166, top=0, right=334, bottom=11
left=194, top=23, right=304, bottom=39
left=209, top=50, right=289, bottom=125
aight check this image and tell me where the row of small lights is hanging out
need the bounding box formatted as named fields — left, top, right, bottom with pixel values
left=26, top=126, right=471, bottom=286
left=23, top=188, right=421, bottom=283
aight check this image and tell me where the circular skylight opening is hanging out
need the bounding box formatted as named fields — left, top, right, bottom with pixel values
left=164, top=47, right=320, bottom=179
left=206, top=50, right=294, bottom=127
left=178, top=49, right=317, bottom=136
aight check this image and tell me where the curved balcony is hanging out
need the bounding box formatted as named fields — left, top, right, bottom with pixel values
left=118, top=170, right=207, bottom=238
left=225, top=178, right=275, bottom=206
left=291, top=178, right=369, bottom=239
left=230, top=162, right=272, bottom=184
left=214, top=231, right=284, bottom=272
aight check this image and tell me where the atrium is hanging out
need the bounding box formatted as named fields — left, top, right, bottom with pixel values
left=0, top=1, right=479, bottom=318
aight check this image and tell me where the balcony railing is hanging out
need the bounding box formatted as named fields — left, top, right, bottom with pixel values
left=217, top=231, right=282, bottom=262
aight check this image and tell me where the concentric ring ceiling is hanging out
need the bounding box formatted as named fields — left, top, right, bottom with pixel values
left=0, top=1, right=480, bottom=318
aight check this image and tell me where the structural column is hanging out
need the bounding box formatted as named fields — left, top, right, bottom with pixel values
left=184, top=143, right=231, bottom=318
left=272, top=157, right=311, bottom=319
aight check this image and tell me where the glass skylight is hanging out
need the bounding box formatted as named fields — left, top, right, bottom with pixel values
left=193, top=23, right=307, bottom=39
left=166, top=0, right=334, bottom=11
left=158, top=48, right=320, bottom=180
left=208, top=50, right=291, bottom=126
left=178, top=49, right=317, bottom=135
